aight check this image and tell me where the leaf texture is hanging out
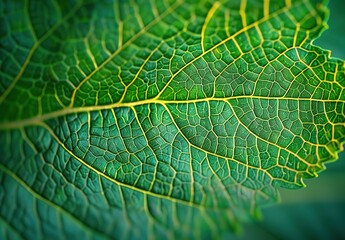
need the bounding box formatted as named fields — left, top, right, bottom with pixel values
left=0, top=0, right=344, bottom=239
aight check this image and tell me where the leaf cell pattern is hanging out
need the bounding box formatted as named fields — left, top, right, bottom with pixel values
left=0, top=0, right=344, bottom=239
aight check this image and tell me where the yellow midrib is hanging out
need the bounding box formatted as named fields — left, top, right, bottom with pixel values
left=0, top=95, right=343, bottom=130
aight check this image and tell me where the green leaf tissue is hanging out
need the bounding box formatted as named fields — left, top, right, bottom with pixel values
left=0, top=0, right=344, bottom=239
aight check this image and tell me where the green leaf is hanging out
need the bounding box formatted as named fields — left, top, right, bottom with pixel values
left=0, top=0, right=344, bottom=239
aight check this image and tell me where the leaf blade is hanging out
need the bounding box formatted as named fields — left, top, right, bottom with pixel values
left=1, top=0, right=344, bottom=238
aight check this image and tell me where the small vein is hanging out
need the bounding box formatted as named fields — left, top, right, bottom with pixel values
left=240, top=0, right=247, bottom=27
left=114, top=0, right=123, bottom=48
left=38, top=121, right=213, bottom=210
left=0, top=163, right=109, bottom=239
left=118, top=184, right=131, bottom=226
left=24, top=0, right=37, bottom=41
left=155, top=2, right=294, bottom=99
left=0, top=215, right=23, bottom=240
left=201, top=1, right=221, bottom=53
left=264, top=0, right=270, bottom=18
left=0, top=0, right=83, bottom=104
left=150, top=0, right=159, bottom=18
left=130, top=106, right=162, bottom=191
left=131, top=0, right=145, bottom=29
left=224, top=9, right=230, bottom=37
left=226, top=100, right=313, bottom=167
left=160, top=103, right=274, bottom=175
left=286, top=0, right=291, bottom=8
left=69, top=0, right=183, bottom=108
left=119, top=41, right=164, bottom=103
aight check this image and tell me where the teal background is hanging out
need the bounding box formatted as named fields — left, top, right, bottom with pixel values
left=240, top=0, right=345, bottom=239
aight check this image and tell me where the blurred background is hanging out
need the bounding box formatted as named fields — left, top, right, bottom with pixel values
left=239, top=0, right=345, bottom=239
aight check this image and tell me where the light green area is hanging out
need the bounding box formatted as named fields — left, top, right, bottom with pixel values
left=0, top=0, right=344, bottom=239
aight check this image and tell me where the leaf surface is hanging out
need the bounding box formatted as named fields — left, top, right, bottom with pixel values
left=0, top=0, right=344, bottom=239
